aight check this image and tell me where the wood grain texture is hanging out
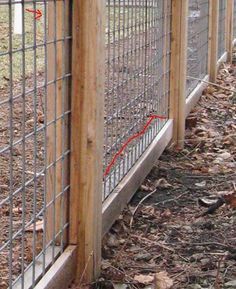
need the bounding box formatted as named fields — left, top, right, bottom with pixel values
left=208, top=0, right=219, bottom=82
left=46, top=0, right=70, bottom=245
left=226, top=0, right=234, bottom=62
left=69, top=0, right=105, bottom=283
left=169, top=0, right=188, bottom=148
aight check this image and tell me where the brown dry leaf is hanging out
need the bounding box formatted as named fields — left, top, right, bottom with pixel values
left=223, top=191, right=236, bottom=209
left=140, top=184, right=153, bottom=192
left=154, top=271, right=173, bottom=289
left=25, top=220, right=44, bottom=232
left=12, top=207, right=22, bottom=213
left=134, top=274, right=154, bottom=285
left=142, top=206, right=156, bottom=216
left=154, top=178, right=172, bottom=189
left=160, top=209, right=172, bottom=219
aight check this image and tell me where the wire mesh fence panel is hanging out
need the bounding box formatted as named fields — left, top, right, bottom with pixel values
left=103, top=0, right=171, bottom=200
left=218, top=0, right=226, bottom=59
left=186, top=0, right=209, bottom=97
left=0, top=1, right=71, bottom=288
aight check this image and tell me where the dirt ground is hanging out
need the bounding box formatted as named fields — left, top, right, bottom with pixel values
left=72, top=64, right=236, bottom=289
left=0, top=73, right=45, bottom=288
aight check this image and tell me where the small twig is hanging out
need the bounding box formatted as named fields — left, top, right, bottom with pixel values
left=155, top=192, right=188, bottom=206
left=187, top=76, right=236, bottom=93
left=78, top=251, right=94, bottom=288
left=129, top=189, right=157, bottom=229
left=179, top=141, right=202, bottom=159
left=171, top=270, right=187, bottom=281
left=131, top=234, right=175, bottom=252
left=214, top=255, right=225, bottom=289
left=108, top=264, right=135, bottom=284
left=174, top=241, right=235, bottom=252
left=223, top=264, right=234, bottom=278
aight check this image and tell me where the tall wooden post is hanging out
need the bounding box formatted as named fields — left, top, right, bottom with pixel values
left=46, top=0, right=70, bottom=245
left=69, top=0, right=105, bottom=284
left=208, top=0, right=219, bottom=82
left=226, top=0, right=234, bottom=62
left=169, top=0, right=188, bottom=148
left=162, top=0, right=170, bottom=109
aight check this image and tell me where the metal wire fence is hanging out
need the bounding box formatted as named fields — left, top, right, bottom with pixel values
left=218, top=0, right=226, bottom=59
left=103, top=0, right=171, bottom=200
left=1, top=0, right=236, bottom=288
left=186, top=0, right=209, bottom=97
left=0, top=1, right=71, bottom=288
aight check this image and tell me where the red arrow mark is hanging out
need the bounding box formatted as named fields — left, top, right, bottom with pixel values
left=104, top=115, right=167, bottom=177
left=26, top=9, right=42, bottom=20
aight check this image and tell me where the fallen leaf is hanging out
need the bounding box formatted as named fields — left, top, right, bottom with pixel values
left=195, top=181, right=206, bottom=187
left=222, top=191, right=236, bottom=209
left=25, top=220, right=44, bottom=232
left=160, top=209, right=172, bottom=218
left=13, top=207, right=22, bottom=213
left=140, top=184, right=153, bottom=192
left=106, top=233, right=120, bottom=248
left=218, top=152, right=231, bottom=160
left=154, top=178, right=172, bottom=189
left=134, top=274, right=154, bottom=285
left=154, top=271, right=173, bottom=289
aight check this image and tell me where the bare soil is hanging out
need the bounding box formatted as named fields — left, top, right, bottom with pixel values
left=76, top=64, right=236, bottom=289
left=0, top=73, right=45, bottom=288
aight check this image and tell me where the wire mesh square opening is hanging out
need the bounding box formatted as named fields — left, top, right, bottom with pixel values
left=186, top=0, right=209, bottom=97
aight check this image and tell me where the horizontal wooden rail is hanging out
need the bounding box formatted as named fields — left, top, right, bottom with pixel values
left=185, top=75, right=209, bottom=117
left=34, top=246, right=77, bottom=289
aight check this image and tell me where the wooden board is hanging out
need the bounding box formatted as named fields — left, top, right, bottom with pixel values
left=226, top=0, right=234, bottom=62
left=185, top=75, right=209, bottom=117
left=46, top=0, right=70, bottom=246
left=208, top=0, right=219, bottom=82
left=34, top=246, right=76, bottom=289
left=216, top=51, right=228, bottom=71
left=13, top=246, right=61, bottom=289
left=169, top=0, right=188, bottom=148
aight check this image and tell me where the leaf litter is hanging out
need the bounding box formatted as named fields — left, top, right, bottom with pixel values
left=95, top=64, right=236, bottom=289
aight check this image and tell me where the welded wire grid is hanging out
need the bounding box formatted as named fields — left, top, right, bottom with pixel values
left=218, top=0, right=226, bottom=59
left=103, top=0, right=171, bottom=200
left=186, top=0, right=209, bottom=97
left=0, top=1, right=71, bottom=288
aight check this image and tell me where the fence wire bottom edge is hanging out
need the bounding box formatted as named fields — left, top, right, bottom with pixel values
left=12, top=246, right=61, bottom=289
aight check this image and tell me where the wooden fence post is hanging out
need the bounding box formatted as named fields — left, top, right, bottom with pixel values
left=69, top=0, right=105, bottom=284
left=226, top=0, right=234, bottom=62
left=169, top=0, right=188, bottom=148
left=208, top=0, right=219, bottom=82
left=46, top=0, right=70, bottom=245
left=162, top=0, right=170, bottom=109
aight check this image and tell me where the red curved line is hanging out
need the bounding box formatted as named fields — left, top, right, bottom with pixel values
left=104, top=115, right=167, bottom=177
